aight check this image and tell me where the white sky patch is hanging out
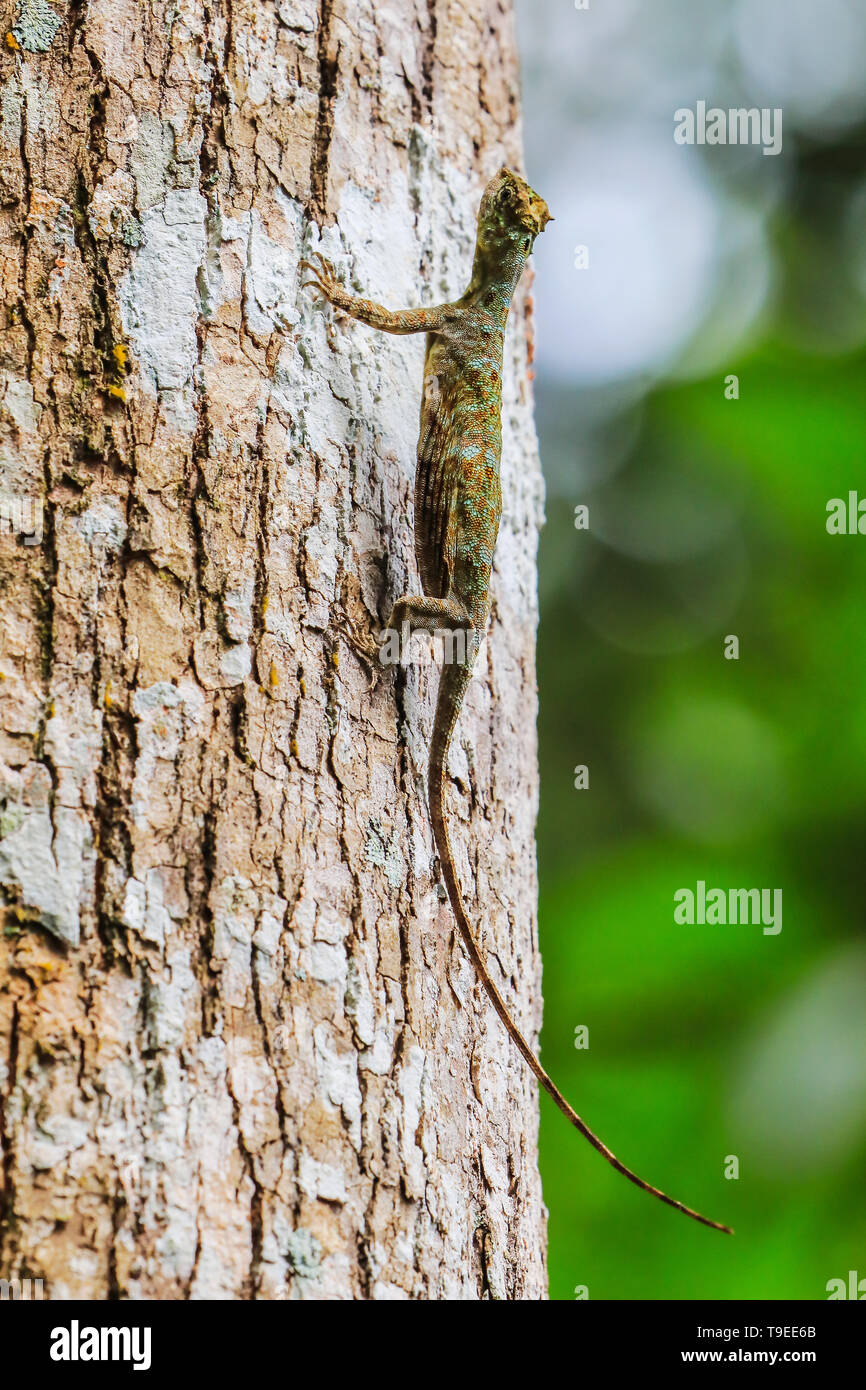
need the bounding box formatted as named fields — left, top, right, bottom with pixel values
left=734, top=0, right=866, bottom=134
left=533, top=126, right=721, bottom=384
left=730, top=943, right=866, bottom=1173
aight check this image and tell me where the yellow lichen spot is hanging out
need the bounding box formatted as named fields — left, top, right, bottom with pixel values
left=107, top=384, right=126, bottom=402
left=299, top=677, right=306, bottom=696
left=261, top=593, right=269, bottom=615
left=104, top=681, right=113, bottom=709
left=290, top=737, right=299, bottom=759
left=112, top=343, right=129, bottom=372
left=5, top=32, right=20, bottom=51
left=332, top=651, right=339, bottom=669
left=269, top=663, right=279, bottom=689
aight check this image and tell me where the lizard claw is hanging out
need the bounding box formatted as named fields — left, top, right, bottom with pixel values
left=334, top=616, right=381, bottom=673
left=300, top=253, right=340, bottom=301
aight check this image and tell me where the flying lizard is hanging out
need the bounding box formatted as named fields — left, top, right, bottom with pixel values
left=302, top=167, right=730, bottom=1234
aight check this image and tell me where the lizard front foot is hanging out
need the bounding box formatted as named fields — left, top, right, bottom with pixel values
left=299, top=251, right=341, bottom=304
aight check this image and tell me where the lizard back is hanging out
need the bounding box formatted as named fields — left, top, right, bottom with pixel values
left=414, top=317, right=505, bottom=622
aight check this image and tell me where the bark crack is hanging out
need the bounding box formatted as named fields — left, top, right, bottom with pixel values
left=309, top=0, right=338, bottom=224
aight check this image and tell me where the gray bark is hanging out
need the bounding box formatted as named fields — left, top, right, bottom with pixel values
left=0, top=0, right=547, bottom=1299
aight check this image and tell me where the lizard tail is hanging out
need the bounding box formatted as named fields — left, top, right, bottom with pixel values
left=428, top=662, right=732, bottom=1235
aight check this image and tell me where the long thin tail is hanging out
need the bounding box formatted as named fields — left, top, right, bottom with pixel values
left=429, top=665, right=731, bottom=1234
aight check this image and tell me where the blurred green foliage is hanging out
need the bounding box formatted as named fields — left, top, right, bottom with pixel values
left=536, top=339, right=866, bottom=1300
left=512, top=0, right=866, bottom=1300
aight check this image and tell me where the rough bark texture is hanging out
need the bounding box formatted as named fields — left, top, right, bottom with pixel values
left=0, top=0, right=547, bottom=1299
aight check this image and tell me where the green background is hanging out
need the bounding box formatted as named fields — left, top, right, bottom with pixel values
left=516, top=1, right=866, bottom=1299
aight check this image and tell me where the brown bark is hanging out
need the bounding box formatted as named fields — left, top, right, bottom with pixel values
left=0, top=0, right=547, bottom=1299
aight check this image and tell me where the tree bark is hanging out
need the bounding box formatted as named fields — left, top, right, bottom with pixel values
left=0, top=0, right=547, bottom=1299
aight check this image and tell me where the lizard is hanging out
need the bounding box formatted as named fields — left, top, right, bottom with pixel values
left=301, top=166, right=731, bottom=1234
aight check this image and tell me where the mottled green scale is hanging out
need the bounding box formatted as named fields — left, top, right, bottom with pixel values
left=417, top=314, right=507, bottom=623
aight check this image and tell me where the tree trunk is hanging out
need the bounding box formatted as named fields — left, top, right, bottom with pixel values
left=0, top=0, right=546, bottom=1299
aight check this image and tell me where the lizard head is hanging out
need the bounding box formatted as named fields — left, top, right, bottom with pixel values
left=475, top=167, right=553, bottom=271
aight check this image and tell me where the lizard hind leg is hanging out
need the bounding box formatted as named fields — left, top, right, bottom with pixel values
left=380, top=593, right=480, bottom=676
left=383, top=593, right=473, bottom=651
left=385, top=594, right=469, bottom=636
